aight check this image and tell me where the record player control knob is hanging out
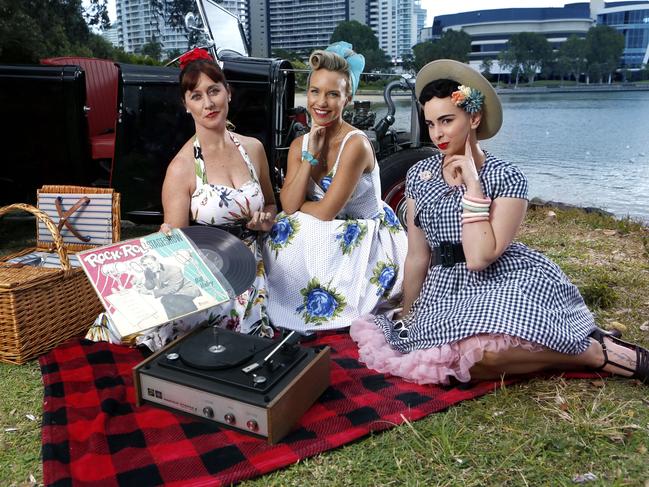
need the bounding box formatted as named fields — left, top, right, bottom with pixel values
left=224, top=413, right=236, bottom=425
left=202, top=406, right=214, bottom=419
left=246, top=419, right=259, bottom=432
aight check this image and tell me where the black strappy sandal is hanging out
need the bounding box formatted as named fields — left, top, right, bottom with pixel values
left=592, top=326, right=622, bottom=339
left=589, top=328, right=649, bottom=384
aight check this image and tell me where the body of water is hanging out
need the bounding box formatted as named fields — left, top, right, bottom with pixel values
left=379, top=91, right=649, bottom=222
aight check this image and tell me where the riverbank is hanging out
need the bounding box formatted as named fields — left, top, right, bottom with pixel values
left=496, top=83, right=649, bottom=95
left=350, top=81, right=649, bottom=97
left=1, top=206, right=649, bottom=485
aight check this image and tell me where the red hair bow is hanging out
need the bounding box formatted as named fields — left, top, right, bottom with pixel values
left=179, top=48, right=213, bottom=70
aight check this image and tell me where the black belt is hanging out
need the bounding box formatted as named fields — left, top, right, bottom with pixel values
left=431, top=242, right=465, bottom=267
left=193, top=221, right=258, bottom=241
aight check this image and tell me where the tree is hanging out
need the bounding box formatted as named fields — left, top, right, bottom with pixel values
left=0, top=0, right=103, bottom=63
left=437, top=30, right=471, bottom=63
left=411, top=30, right=471, bottom=70
left=363, top=49, right=390, bottom=72
left=553, top=55, right=572, bottom=84
left=412, top=41, right=440, bottom=71
left=141, top=35, right=163, bottom=61
left=585, top=25, right=624, bottom=84
left=272, top=48, right=303, bottom=62
left=150, top=0, right=197, bottom=50
left=83, top=0, right=111, bottom=30
left=330, top=20, right=378, bottom=53
left=84, top=34, right=118, bottom=60
left=557, top=35, right=586, bottom=83
left=330, top=21, right=388, bottom=71
left=497, top=48, right=517, bottom=86
left=401, top=53, right=416, bottom=73
left=507, top=32, right=551, bottom=85
left=480, top=58, right=493, bottom=79
left=163, top=48, right=185, bottom=64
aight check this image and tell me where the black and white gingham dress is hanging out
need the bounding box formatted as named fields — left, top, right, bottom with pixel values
left=375, top=152, right=596, bottom=355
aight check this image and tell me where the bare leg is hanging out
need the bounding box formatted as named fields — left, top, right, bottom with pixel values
left=469, top=337, right=637, bottom=381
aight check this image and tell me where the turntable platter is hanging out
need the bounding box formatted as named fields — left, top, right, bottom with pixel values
left=176, top=327, right=271, bottom=370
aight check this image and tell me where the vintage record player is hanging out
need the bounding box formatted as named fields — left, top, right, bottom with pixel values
left=133, top=226, right=330, bottom=443
left=134, top=325, right=330, bottom=443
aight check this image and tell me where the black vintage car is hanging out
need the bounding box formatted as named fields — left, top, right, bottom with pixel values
left=0, top=0, right=435, bottom=226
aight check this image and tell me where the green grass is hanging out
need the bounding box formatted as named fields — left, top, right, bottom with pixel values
left=2, top=207, right=649, bottom=486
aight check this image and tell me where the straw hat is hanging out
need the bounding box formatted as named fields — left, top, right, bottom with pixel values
left=415, top=59, right=502, bottom=140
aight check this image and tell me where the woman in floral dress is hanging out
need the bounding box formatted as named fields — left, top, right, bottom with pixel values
left=350, top=59, right=649, bottom=386
left=263, top=42, right=408, bottom=333
left=87, top=48, right=276, bottom=350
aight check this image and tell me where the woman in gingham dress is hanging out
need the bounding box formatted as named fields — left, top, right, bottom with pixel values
left=350, top=59, right=649, bottom=385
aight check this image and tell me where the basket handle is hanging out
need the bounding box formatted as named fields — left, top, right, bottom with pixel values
left=0, top=203, right=71, bottom=270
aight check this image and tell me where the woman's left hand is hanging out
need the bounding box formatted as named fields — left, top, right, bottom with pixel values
left=443, top=137, right=480, bottom=191
left=247, top=211, right=275, bottom=232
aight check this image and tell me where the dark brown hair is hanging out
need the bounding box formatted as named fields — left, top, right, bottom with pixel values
left=180, top=59, right=228, bottom=96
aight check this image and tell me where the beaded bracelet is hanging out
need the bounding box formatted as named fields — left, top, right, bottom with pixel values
left=301, top=150, right=319, bottom=166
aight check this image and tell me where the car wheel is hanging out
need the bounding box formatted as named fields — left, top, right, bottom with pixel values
left=379, top=147, right=438, bottom=230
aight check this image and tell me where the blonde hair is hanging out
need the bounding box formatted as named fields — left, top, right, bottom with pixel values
left=308, top=50, right=352, bottom=96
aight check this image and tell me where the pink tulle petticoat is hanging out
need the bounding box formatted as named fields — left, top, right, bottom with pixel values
left=350, top=315, right=544, bottom=385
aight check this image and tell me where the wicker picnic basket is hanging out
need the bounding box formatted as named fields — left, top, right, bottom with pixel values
left=0, top=186, right=121, bottom=364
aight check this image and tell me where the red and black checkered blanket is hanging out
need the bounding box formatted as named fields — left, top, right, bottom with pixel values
left=39, top=333, right=584, bottom=486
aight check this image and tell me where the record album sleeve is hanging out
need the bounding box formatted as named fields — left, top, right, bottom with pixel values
left=77, top=229, right=231, bottom=340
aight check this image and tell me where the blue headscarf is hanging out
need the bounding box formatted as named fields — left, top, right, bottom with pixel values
left=325, top=41, right=365, bottom=97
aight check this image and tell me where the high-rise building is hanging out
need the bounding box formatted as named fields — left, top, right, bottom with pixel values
left=102, top=21, right=120, bottom=48
left=366, top=0, right=426, bottom=62
left=414, top=0, right=427, bottom=44
left=116, top=0, right=189, bottom=57
left=247, top=0, right=426, bottom=61
left=114, top=0, right=427, bottom=62
left=115, top=0, right=249, bottom=58
left=268, top=0, right=349, bottom=55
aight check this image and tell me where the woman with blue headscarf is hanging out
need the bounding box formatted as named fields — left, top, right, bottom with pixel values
left=263, top=42, right=408, bottom=333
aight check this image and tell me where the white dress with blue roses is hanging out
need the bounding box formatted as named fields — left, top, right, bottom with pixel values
left=263, top=130, right=408, bottom=332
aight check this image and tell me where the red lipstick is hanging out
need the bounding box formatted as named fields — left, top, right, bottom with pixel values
left=438, top=142, right=449, bottom=150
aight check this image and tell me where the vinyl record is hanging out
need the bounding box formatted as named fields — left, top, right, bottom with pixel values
left=181, top=225, right=256, bottom=296
left=176, top=327, right=260, bottom=370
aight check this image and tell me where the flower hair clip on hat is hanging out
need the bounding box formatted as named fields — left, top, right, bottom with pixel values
left=452, top=85, right=484, bottom=114
left=179, top=48, right=217, bottom=70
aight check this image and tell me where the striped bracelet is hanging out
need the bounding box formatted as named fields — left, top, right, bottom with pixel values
left=463, top=194, right=492, bottom=205
left=462, top=213, right=490, bottom=224
left=462, top=200, right=490, bottom=213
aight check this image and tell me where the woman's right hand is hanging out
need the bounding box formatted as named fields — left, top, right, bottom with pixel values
left=160, top=222, right=174, bottom=236
left=308, top=123, right=327, bottom=159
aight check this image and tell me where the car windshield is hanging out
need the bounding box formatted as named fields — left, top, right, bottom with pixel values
left=200, top=0, right=248, bottom=55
